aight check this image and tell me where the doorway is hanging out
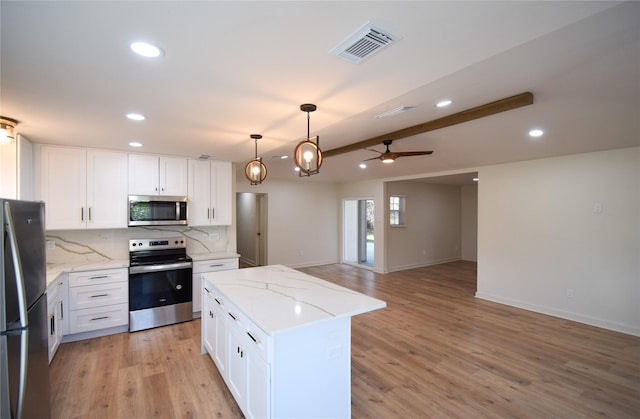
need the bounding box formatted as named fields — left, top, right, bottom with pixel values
left=236, top=192, right=268, bottom=267
left=343, top=199, right=374, bottom=267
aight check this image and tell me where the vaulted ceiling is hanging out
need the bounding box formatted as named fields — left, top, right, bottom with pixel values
left=1, top=1, right=638, bottom=183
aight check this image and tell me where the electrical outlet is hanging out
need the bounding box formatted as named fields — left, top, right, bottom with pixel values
left=566, top=288, right=574, bottom=298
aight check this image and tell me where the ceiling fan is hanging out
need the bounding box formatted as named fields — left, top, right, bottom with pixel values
left=364, top=140, right=433, bottom=163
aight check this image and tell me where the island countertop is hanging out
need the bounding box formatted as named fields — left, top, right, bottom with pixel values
left=202, top=264, right=386, bottom=335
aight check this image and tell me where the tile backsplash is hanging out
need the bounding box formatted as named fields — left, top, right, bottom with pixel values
left=46, top=225, right=231, bottom=265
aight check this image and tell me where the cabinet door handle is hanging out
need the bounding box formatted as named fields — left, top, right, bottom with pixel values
left=211, top=208, right=215, bottom=219
left=207, top=208, right=210, bottom=219
left=214, top=298, right=222, bottom=305
left=60, top=301, right=64, bottom=320
left=50, top=315, right=55, bottom=335
left=88, top=207, right=92, bottom=221
left=247, top=331, right=260, bottom=345
left=81, top=207, right=84, bottom=221
left=204, top=287, right=211, bottom=294
left=228, top=312, right=237, bottom=321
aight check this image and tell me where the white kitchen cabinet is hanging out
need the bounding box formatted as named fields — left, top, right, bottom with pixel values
left=129, top=154, right=187, bottom=196
left=188, top=159, right=232, bottom=226
left=202, top=285, right=228, bottom=375
left=38, top=145, right=128, bottom=230
left=192, top=258, right=238, bottom=316
left=68, top=268, right=128, bottom=334
left=46, top=276, right=67, bottom=363
left=202, top=283, right=269, bottom=419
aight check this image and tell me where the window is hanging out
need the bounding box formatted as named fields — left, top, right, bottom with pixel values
left=389, top=195, right=405, bottom=226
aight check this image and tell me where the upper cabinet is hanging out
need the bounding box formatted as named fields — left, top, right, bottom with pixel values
left=128, top=154, right=188, bottom=196
left=39, top=146, right=128, bottom=230
left=188, top=159, right=232, bottom=226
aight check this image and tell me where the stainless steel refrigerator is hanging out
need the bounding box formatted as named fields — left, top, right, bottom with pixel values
left=1, top=199, right=50, bottom=419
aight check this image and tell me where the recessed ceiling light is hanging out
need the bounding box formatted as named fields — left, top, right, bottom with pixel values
left=280, top=155, right=288, bottom=159
left=130, top=41, right=164, bottom=58
left=128, top=141, right=143, bottom=147
left=126, top=113, right=145, bottom=121
left=359, top=163, right=367, bottom=169
left=529, top=129, right=544, bottom=137
left=436, top=99, right=452, bottom=108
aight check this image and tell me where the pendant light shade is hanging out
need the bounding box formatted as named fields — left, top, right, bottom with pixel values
left=244, top=134, right=267, bottom=185
left=0, top=116, right=18, bottom=145
left=294, top=104, right=322, bottom=176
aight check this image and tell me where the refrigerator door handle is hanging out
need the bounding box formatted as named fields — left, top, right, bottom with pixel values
left=3, top=202, right=29, bottom=329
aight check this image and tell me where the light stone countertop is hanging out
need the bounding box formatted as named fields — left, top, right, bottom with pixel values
left=45, top=252, right=239, bottom=287
left=202, top=264, right=386, bottom=335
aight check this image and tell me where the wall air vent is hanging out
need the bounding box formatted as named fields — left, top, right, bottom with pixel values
left=331, top=22, right=401, bottom=64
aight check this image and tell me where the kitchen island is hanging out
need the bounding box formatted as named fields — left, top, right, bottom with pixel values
left=201, top=264, right=386, bottom=419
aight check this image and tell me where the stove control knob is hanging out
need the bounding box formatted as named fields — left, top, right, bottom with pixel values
left=132, top=243, right=136, bottom=247
left=176, top=284, right=182, bottom=290
left=138, top=242, right=143, bottom=246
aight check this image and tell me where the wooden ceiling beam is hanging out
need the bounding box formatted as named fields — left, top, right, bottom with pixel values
left=323, top=92, right=534, bottom=158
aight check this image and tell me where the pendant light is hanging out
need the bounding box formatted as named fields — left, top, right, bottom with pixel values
left=0, top=116, right=19, bottom=145
left=294, top=104, right=322, bottom=176
left=244, top=134, right=267, bottom=185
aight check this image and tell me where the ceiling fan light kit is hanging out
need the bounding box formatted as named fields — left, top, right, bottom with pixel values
left=245, top=134, right=268, bottom=185
left=294, top=104, right=323, bottom=177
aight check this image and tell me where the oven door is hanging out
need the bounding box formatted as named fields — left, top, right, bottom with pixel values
left=129, top=262, right=193, bottom=311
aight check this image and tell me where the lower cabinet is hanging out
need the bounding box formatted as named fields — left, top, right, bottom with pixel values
left=202, top=282, right=270, bottom=419
left=46, top=276, right=67, bottom=363
left=192, top=257, right=238, bottom=317
left=68, top=268, right=129, bottom=334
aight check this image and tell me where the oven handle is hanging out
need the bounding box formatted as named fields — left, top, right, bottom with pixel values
left=129, top=261, right=193, bottom=274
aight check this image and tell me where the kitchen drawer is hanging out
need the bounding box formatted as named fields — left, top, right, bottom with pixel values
left=69, top=267, right=128, bottom=287
left=193, top=258, right=238, bottom=274
left=69, top=281, right=128, bottom=310
left=69, top=302, right=129, bottom=334
left=222, top=295, right=270, bottom=362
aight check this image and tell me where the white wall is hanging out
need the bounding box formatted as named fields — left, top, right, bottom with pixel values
left=0, top=139, right=17, bottom=198
left=386, top=181, right=462, bottom=271
left=477, top=147, right=640, bottom=336
left=461, top=185, right=478, bottom=261
left=236, top=179, right=339, bottom=267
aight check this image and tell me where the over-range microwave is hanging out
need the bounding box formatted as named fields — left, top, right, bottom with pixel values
left=128, top=195, right=188, bottom=226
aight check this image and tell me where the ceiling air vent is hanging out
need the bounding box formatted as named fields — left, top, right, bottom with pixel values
left=331, top=22, right=401, bottom=64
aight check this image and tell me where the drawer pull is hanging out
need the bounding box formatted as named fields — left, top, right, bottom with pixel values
left=204, top=287, right=211, bottom=294
left=89, top=275, right=109, bottom=280
left=90, top=316, right=109, bottom=321
left=247, top=331, right=260, bottom=345
left=208, top=264, right=224, bottom=268
left=228, top=312, right=237, bottom=321
left=90, top=293, right=109, bottom=298
left=214, top=298, right=222, bottom=305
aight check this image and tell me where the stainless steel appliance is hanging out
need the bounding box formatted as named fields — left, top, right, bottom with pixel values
left=128, top=237, right=193, bottom=332
left=128, top=195, right=188, bottom=226
left=1, top=199, right=51, bottom=419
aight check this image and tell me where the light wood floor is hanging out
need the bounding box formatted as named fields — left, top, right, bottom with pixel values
left=50, top=261, right=640, bottom=418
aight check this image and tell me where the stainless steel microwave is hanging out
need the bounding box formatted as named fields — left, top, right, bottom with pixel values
left=128, top=195, right=188, bottom=226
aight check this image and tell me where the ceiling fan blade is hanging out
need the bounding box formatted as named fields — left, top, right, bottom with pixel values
left=395, top=151, right=434, bottom=157
left=363, top=156, right=383, bottom=162
left=323, top=92, right=533, bottom=158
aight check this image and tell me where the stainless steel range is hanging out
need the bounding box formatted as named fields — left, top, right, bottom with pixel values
left=128, top=237, right=193, bottom=332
